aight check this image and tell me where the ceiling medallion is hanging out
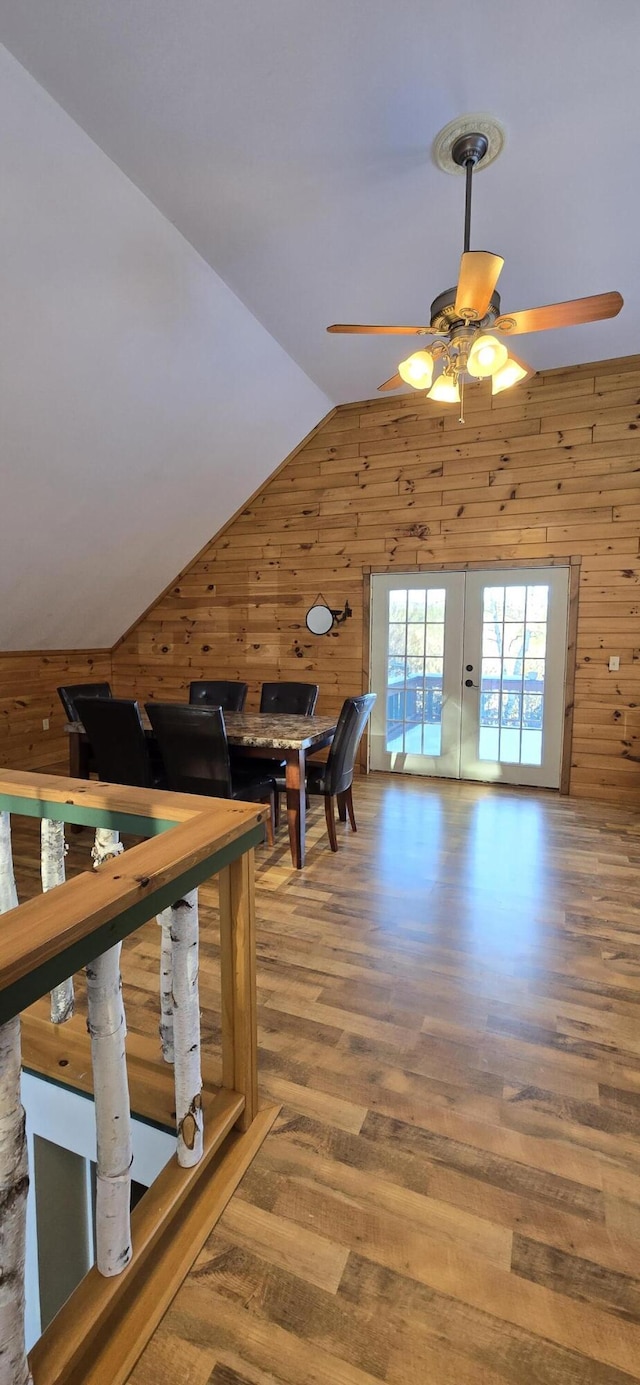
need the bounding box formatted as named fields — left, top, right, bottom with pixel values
left=432, top=113, right=506, bottom=174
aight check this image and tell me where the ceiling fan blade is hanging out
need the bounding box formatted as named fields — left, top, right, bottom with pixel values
left=454, top=252, right=505, bottom=322
left=378, top=373, right=405, bottom=392
left=327, top=324, right=435, bottom=335
left=494, top=291, right=623, bottom=336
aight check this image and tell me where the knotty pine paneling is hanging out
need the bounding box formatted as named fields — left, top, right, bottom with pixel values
left=113, top=355, right=640, bottom=806
left=0, top=650, right=112, bottom=770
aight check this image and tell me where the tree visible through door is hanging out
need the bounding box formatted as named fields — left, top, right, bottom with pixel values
left=370, top=567, right=570, bottom=789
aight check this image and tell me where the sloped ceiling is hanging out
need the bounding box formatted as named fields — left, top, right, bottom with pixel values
left=0, top=0, right=637, bottom=406
left=0, top=44, right=330, bottom=650
left=0, top=2, right=638, bottom=648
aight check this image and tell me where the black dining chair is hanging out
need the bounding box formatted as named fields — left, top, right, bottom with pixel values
left=189, top=680, right=248, bottom=712
left=249, top=682, right=319, bottom=826
left=75, top=697, right=165, bottom=789
left=304, top=694, right=376, bottom=852
left=146, top=703, right=276, bottom=845
left=57, top=682, right=112, bottom=722
left=259, top=682, right=319, bottom=716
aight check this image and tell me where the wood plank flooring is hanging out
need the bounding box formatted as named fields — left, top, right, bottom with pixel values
left=11, top=772, right=640, bottom=1384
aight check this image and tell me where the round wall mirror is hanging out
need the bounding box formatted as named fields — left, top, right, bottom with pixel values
left=306, top=603, right=334, bottom=636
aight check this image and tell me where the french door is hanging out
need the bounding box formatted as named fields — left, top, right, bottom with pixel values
left=369, top=567, right=570, bottom=789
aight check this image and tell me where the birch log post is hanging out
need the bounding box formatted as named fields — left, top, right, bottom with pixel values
left=157, top=909, right=174, bottom=1065
left=41, top=819, right=74, bottom=1025
left=169, top=890, right=203, bottom=1167
left=88, top=828, right=132, bottom=1277
left=0, top=813, right=32, bottom=1385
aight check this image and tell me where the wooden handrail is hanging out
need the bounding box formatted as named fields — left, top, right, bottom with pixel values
left=0, top=770, right=273, bottom=1385
left=0, top=771, right=267, bottom=1022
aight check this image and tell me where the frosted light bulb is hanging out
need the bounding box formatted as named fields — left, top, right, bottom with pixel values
left=398, top=350, right=434, bottom=390
left=427, top=374, right=460, bottom=404
left=467, top=334, right=508, bottom=379
left=491, top=356, right=529, bottom=395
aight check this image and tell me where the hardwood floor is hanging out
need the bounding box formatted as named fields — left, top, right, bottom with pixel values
left=12, top=772, right=640, bottom=1383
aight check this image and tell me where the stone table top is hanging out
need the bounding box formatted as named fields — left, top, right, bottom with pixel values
left=222, top=712, right=338, bottom=751
left=67, top=711, right=338, bottom=753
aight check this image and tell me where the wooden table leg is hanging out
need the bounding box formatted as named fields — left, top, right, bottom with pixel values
left=68, top=732, right=91, bottom=780
left=285, top=749, right=306, bottom=869
left=219, top=849, right=258, bottom=1131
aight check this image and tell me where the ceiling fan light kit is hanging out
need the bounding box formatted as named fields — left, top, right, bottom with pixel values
left=328, top=116, right=623, bottom=424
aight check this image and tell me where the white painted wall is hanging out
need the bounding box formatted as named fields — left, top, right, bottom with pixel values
left=23, top=1071, right=174, bottom=1350
left=0, top=45, right=331, bottom=650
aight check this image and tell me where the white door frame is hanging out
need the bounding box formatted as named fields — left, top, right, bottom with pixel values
left=367, top=561, right=577, bottom=791
left=460, top=566, right=570, bottom=788
left=369, top=571, right=465, bottom=777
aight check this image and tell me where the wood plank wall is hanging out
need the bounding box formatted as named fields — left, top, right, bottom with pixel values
left=114, top=352, right=637, bottom=805
left=0, top=651, right=112, bottom=770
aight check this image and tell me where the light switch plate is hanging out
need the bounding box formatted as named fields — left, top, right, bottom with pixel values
left=608, top=655, right=620, bottom=672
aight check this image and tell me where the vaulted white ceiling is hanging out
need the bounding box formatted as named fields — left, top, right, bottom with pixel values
left=0, top=3, right=637, bottom=649
left=0, top=42, right=329, bottom=649
left=0, top=0, right=637, bottom=405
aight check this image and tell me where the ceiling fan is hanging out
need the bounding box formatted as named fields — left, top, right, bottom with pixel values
left=327, top=130, right=623, bottom=422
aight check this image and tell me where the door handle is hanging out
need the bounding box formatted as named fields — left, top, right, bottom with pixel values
left=464, top=679, right=480, bottom=688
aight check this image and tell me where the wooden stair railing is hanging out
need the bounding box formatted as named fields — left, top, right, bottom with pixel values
left=0, top=770, right=277, bottom=1385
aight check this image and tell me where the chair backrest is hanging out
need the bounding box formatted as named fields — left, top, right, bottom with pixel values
left=260, top=682, right=319, bottom=716
left=324, top=694, right=377, bottom=796
left=57, top=682, right=112, bottom=722
left=146, top=703, right=232, bottom=799
left=75, top=697, right=154, bottom=788
left=189, top=680, right=248, bottom=712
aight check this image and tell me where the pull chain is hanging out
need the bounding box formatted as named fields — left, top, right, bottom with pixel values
left=459, top=374, right=465, bottom=425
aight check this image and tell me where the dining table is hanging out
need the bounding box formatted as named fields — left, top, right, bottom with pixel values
left=65, top=710, right=338, bottom=869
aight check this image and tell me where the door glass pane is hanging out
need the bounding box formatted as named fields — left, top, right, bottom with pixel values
left=521, top=730, right=543, bottom=765
left=527, top=585, right=548, bottom=620
left=525, top=622, right=547, bottom=657
left=501, top=692, right=521, bottom=727
left=389, top=590, right=407, bottom=622
left=480, top=691, right=499, bottom=727
left=407, top=624, right=425, bottom=658
left=500, top=728, right=522, bottom=763
left=385, top=588, right=445, bottom=755
left=505, top=586, right=526, bottom=621
left=426, top=623, right=445, bottom=656
left=388, top=623, right=406, bottom=655
left=523, top=693, right=543, bottom=728
left=427, top=590, right=445, bottom=621
left=482, top=623, right=502, bottom=656
left=478, top=726, right=500, bottom=760
left=484, top=587, right=504, bottom=622
left=477, top=584, right=550, bottom=766
left=503, top=655, right=523, bottom=679
left=503, top=624, right=525, bottom=660
left=524, top=658, right=545, bottom=691
left=407, top=590, right=426, bottom=622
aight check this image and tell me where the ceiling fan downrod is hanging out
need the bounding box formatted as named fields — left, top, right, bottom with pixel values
left=451, top=132, right=489, bottom=254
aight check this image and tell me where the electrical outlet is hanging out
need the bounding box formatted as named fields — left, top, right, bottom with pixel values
left=42, top=718, right=49, bottom=730
left=608, top=655, right=620, bottom=672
